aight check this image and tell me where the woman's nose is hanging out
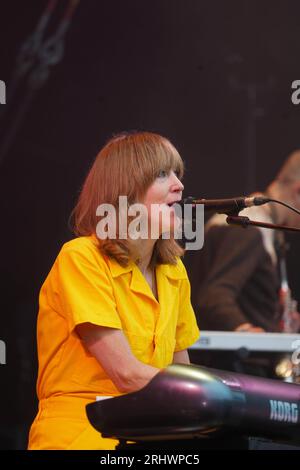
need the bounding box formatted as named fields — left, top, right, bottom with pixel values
left=170, top=172, right=184, bottom=192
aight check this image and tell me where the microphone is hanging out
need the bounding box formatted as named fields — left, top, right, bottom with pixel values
left=179, top=196, right=270, bottom=213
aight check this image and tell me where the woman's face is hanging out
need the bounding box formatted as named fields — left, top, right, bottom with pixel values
left=141, top=169, right=184, bottom=238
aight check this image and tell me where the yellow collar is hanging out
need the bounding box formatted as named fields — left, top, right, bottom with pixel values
left=106, top=256, right=186, bottom=280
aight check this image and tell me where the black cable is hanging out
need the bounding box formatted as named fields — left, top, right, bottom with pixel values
left=267, top=198, right=300, bottom=217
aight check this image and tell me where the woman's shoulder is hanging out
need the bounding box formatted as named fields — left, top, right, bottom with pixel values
left=61, top=235, right=98, bottom=251
left=159, top=257, right=188, bottom=280
left=59, top=236, right=106, bottom=265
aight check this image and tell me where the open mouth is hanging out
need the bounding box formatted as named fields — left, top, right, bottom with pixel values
left=167, top=201, right=180, bottom=207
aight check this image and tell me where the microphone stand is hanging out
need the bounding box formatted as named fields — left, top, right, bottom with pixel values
left=226, top=215, right=300, bottom=233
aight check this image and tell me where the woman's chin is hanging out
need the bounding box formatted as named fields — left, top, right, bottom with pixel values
left=160, top=221, right=182, bottom=239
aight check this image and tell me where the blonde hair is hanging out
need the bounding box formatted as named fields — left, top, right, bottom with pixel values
left=72, top=131, right=185, bottom=266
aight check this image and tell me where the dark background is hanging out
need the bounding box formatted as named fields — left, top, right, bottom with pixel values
left=1, top=0, right=300, bottom=449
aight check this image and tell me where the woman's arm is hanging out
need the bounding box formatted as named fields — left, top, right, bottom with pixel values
left=76, top=323, right=159, bottom=393
left=173, top=349, right=190, bottom=364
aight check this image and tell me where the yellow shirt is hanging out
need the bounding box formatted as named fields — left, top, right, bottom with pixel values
left=28, top=236, right=199, bottom=450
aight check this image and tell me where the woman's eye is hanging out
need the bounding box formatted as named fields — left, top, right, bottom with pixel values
left=157, top=170, right=168, bottom=178
left=174, top=170, right=180, bottom=178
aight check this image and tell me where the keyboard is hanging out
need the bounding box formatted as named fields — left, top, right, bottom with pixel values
left=189, top=330, right=300, bottom=352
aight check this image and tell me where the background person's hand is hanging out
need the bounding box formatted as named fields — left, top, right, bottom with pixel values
left=235, top=323, right=265, bottom=333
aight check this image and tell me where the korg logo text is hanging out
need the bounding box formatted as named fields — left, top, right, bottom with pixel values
left=269, top=400, right=298, bottom=423
left=0, top=80, right=6, bottom=104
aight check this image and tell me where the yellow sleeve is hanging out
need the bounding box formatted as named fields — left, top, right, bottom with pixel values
left=175, top=268, right=200, bottom=352
left=53, top=245, right=122, bottom=333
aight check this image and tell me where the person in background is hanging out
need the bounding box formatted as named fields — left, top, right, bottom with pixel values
left=28, top=131, right=199, bottom=450
left=191, top=150, right=300, bottom=333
